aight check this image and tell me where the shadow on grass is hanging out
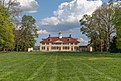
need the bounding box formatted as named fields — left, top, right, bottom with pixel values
left=0, top=51, right=121, bottom=58
left=26, top=52, right=121, bottom=58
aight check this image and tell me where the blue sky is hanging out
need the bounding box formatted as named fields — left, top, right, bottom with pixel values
left=32, top=0, right=108, bottom=21
left=23, top=0, right=109, bottom=46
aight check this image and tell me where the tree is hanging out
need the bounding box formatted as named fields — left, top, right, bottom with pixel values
left=0, top=1, right=38, bottom=52
left=110, top=36, right=120, bottom=53
left=0, top=0, right=21, bottom=19
left=13, top=28, right=21, bottom=51
left=80, top=14, right=107, bottom=52
left=14, top=15, right=38, bottom=51
left=0, top=0, right=22, bottom=51
left=80, top=4, right=116, bottom=52
left=114, top=2, right=121, bottom=51
left=96, top=4, right=115, bottom=52
left=0, top=4, right=14, bottom=51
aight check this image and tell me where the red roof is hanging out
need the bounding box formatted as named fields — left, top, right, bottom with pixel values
left=40, top=37, right=80, bottom=43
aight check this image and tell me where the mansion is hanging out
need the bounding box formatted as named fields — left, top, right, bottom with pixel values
left=40, top=32, right=80, bottom=52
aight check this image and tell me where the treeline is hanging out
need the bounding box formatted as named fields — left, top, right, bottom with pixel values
left=80, top=0, right=121, bottom=53
left=0, top=0, right=38, bottom=52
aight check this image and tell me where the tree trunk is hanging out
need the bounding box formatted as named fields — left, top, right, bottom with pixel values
left=100, top=40, right=103, bottom=52
left=16, top=42, right=19, bottom=52
left=3, top=48, right=6, bottom=52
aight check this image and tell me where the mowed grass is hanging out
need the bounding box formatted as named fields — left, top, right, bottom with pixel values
left=0, top=52, right=121, bottom=81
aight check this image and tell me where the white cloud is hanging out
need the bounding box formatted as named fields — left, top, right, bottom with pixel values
left=39, top=0, right=102, bottom=32
left=41, top=17, right=60, bottom=25
left=4, top=0, right=39, bottom=13
left=19, top=0, right=39, bottom=13
left=37, top=30, right=50, bottom=34
left=78, top=38, right=88, bottom=43
left=78, top=38, right=89, bottom=45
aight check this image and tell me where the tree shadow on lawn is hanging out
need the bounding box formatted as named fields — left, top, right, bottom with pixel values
left=28, top=52, right=121, bottom=58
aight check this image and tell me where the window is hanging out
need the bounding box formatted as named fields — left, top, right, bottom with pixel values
left=52, top=43, right=61, bottom=45
left=63, top=43, right=69, bottom=45
left=67, top=39, right=70, bottom=41
left=71, top=46, right=73, bottom=51
left=42, top=47, right=45, bottom=50
left=71, top=43, right=73, bottom=45
left=47, top=47, right=49, bottom=51
left=56, top=43, right=61, bottom=45
left=42, top=43, right=45, bottom=45
left=63, top=46, right=69, bottom=50
left=68, top=47, right=69, bottom=49
left=46, top=43, right=49, bottom=45
left=74, top=46, right=78, bottom=51
left=48, top=38, right=51, bottom=41
left=51, top=46, right=58, bottom=50
left=75, top=43, right=78, bottom=45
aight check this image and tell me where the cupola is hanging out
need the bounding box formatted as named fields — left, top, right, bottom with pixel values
left=58, top=32, right=62, bottom=38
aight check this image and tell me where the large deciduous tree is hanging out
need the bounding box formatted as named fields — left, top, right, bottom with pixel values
left=80, top=4, right=116, bottom=52
left=0, top=0, right=21, bottom=19
left=0, top=1, right=38, bottom=52
left=15, top=15, right=38, bottom=51
left=114, top=2, right=121, bottom=51
left=0, top=4, right=14, bottom=51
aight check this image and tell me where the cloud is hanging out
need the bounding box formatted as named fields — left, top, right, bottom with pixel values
left=18, top=0, right=39, bottom=13
left=78, top=38, right=88, bottom=43
left=78, top=38, right=89, bottom=45
left=37, top=30, right=50, bottom=34
left=4, top=0, right=39, bottom=13
left=39, top=0, right=102, bottom=32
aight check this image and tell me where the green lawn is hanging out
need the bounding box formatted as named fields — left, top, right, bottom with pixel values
left=0, top=52, right=121, bottom=81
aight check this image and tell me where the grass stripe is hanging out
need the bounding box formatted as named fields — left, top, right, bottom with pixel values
left=69, top=56, right=118, bottom=81
left=68, top=56, right=91, bottom=81
left=0, top=52, right=121, bottom=81
left=26, top=55, right=52, bottom=81
left=70, top=61, right=90, bottom=81
left=0, top=55, right=41, bottom=80
left=0, top=53, right=37, bottom=69
left=60, top=55, right=80, bottom=81
left=63, top=56, right=85, bottom=81
left=82, top=62, right=119, bottom=81
left=50, top=55, right=58, bottom=81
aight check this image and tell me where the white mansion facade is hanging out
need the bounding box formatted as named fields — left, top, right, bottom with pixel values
left=40, top=32, right=80, bottom=52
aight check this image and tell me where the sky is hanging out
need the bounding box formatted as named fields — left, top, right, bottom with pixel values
left=7, top=0, right=109, bottom=46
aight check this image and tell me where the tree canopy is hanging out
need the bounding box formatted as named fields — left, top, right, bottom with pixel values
left=80, top=3, right=116, bottom=52
left=0, top=4, right=14, bottom=51
left=14, top=15, right=38, bottom=51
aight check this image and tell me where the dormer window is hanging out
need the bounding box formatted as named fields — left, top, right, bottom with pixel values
left=48, top=38, right=51, bottom=41
left=67, top=38, right=70, bottom=41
